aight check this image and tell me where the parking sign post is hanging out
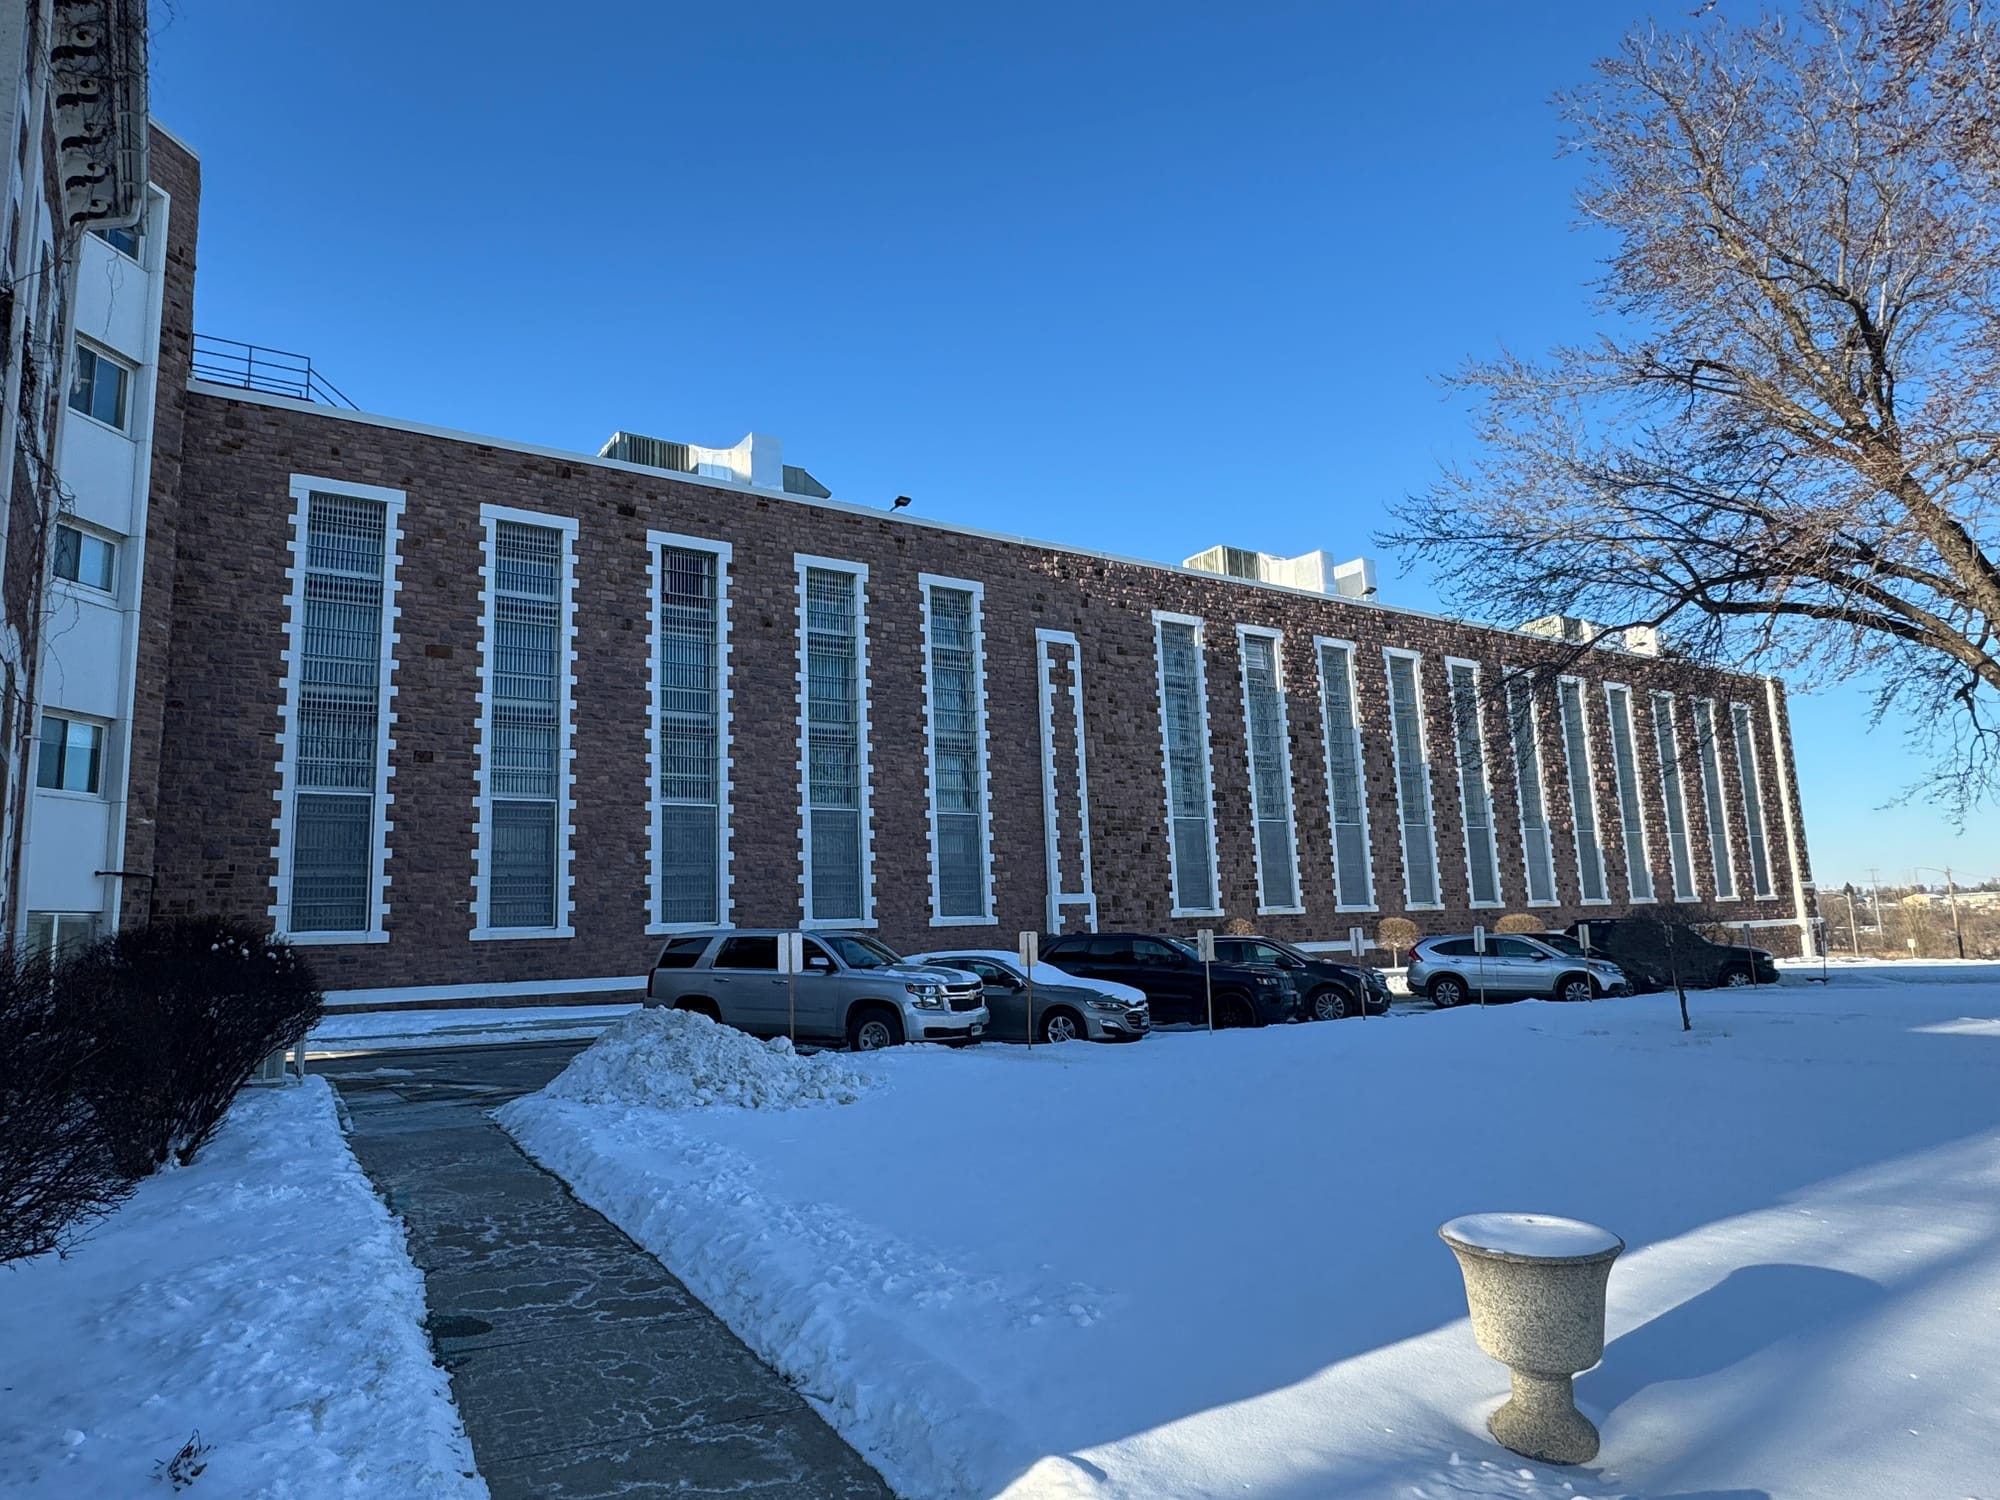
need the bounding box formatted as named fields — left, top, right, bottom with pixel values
left=1018, top=931, right=1039, bottom=1051
left=779, top=931, right=804, bottom=1044
left=1473, top=924, right=1488, bottom=1008
left=1350, top=926, right=1368, bottom=1018
left=1197, top=928, right=1216, bottom=1032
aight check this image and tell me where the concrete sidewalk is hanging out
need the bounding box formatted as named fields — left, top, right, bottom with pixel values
left=323, top=1043, right=894, bottom=1499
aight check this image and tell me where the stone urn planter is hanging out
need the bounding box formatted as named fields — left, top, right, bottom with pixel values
left=1439, top=1213, right=1624, bottom=1465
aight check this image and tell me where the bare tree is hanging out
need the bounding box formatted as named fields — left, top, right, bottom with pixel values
left=1385, top=1, right=2000, bottom=813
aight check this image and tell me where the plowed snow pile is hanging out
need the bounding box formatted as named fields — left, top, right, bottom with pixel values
left=538, top=1006, right=876, bottom=1110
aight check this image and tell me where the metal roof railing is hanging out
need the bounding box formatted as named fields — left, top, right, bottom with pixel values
left=191, top=334, right=358, bottom=409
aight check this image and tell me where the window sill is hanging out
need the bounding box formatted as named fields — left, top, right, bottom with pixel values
left=51, top=577, right=118, bottom=604
left=646, top=921, right=732, bottom=937
left=281, top=930, right=391, bottom=946
left=1526, top=898, right=1561, bottom=908
left=802, top=918, right=878, bottom=931
left=66, top=408, right=135, bottom=440
left=33, top=785, right=108, bottom=801
left=470, top=926, right=576, bottom=942
left=1257, top=905, right=1307, bottom=917
left=1333, top=903, right=1379, bottom=915
left=928, top=915, right=999, bottom=928
left=1170, top=907, right=1225, bottom=920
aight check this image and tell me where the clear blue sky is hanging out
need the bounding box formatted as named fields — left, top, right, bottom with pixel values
left=149, top=0, right=1999, bottom=893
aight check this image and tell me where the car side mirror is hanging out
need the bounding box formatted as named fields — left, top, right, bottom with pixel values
left=804, top=957, right=833, bottom=974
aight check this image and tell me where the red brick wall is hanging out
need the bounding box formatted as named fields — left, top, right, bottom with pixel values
left=153, top=393, right=1815, bottom=993
left=118, top=127, right=200, bottom=927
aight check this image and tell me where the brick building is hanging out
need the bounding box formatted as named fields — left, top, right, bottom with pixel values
left=47, top=129, right=1818, bottom=1006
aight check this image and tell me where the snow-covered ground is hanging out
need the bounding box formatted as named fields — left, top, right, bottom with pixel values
left=307, top=1001, right=639, bottom=1057
left=500, top=967, right=2000, bottom=1500
left=0, top=1078, right=485, bottom=1500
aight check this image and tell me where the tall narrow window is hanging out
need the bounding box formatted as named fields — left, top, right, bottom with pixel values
left=1238, top=628, right=1300, bottom=912
left=479, top=518, right=570, bottom=930
left=799, top=560, right=870, bottom=923
left=1384, top=650, right=1440, bottom=907
left=922, top=577, right=992, bottom=922
left=1317, top=639, right=1373, bottom=909
left=1155, top=614, right=1218, bottom=914
left=1556, top=678, right=1608, bottom=902
left=1652, top=692, right=1697, bottom=900
left=1731, top=702, right=1775, bottom=898
left=1694, top=699, right=1737, bottom=900
left=653, top=538, right=730, bottom=927
left=284, top=488, right=396, bottom=936
left=1446, top=659, right=1502, bottom=906
left=1603, top=684, right=1654, bottom=901
left=1505, top=675, right=1557, bottom=904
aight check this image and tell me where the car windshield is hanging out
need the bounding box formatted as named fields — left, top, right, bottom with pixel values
left=823, top=934, right=902, bottom=969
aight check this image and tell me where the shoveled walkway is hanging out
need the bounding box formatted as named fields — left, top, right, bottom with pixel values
left=322, top=1043, right=894, bottom=1500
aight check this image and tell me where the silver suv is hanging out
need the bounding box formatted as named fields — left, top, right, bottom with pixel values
left=1406, top=934, right=1630, bottom=1008
left=646, top=929, right=988, bottom=1049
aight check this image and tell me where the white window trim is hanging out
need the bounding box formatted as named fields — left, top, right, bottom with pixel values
left=469, top=505, right=580, bottom=941
left=1692, top=697, right=1740, bottom=901
left=1035, top=628, right=1099, bottom=933
left=1152, top=610, right=1223, bottom=919
left=645, top=530, right=735, bottom=935
left=795, top=554, right=875, bottom=929
left=268, top=475, right=405, bottom=945
left=1733, top=699, right=1777, bottom=900
left=1444, top=656, right=1506, bottom=909
left=919, top=573, right=997, bottom=927
left=1382, top=647, right=1444, bottom=911
left=33, top=709, right=113, bottom=798
left=1556, top=674, right=1611, bottom=906
left=1602, top=680, right=1655, bottom=905
left=1651, top=690, right=1701, bottom=903
left=1236, top=625, right=1304, bottom=916
left=1314, top=636, right=1376, bottom=914
left=1502, top=671, right=1560, bottom=908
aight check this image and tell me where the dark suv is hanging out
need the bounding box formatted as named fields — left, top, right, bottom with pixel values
left=1210, top=935, right=1390, bottom=1019
left=1040, top=932, right=1302, bottom=1028
left=1565, top=918, right=1779, bottom=992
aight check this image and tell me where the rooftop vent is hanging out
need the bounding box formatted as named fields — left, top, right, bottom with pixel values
left=1183, top=546, right=1378, bottom=600
left=1518, top=615, right=1662, bottom=657
left=599, top=430, right=830, bottom=498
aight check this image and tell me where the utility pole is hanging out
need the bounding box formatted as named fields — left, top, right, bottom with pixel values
left=1946, top=866, right=1965, bottom=961
left=1842, top=886, right=1861, bottom=956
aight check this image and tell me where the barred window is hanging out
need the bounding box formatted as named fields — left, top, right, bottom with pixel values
left=483, top=520, right=565, bottom=929
left=1694, top=700, right=1738, bottom=900
left=1556, top=679, right=1608, bottom=902
left=1384, top=651, right=1439, bottom=907
left=1156, top=619, right=1217, bottom=913
left=1731, top=703, right=1775, bottom=898
left=290, top=493, right=387, bottom=934
left=804, top=566, right=867, bottom=922
left=1604, top=685, right=1654, bottom=901
left=1447, top=661, right=1502, bottom=906
left=658, top=545, right=725, bottom=925
left=1652, top=693, right=1697, bottom=899
left=923, top=583, right=990, bottom=920
left=1317, top=641, right=1372, bottom=908
left=1239, top=632, right=1298, bottom=910
left=1505, top=675, right=1557, bottom=904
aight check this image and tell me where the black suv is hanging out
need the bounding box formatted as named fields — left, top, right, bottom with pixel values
left=1564, top=918, right=1779, bottom=992
left=1210, top=935, right=1390, bottom=1019
left=1040, top=932, right=1303, bottom=1027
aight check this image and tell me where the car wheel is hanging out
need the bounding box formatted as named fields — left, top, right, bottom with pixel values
left=1310, top=987, right=1350, bottom=1021
left=1720, top=965, right=1752, bottom=988
left=1553, top=974, right=1594, bottom=1004
left=1040, top=1008, right=1084, bottom=1043
left=677, top=998, right=721, bottom=1022
left=1214, top=993, right=1257, bottom=1028
left=847, top=1006, right=904, bottom=1051
left=1429, top=976, right=1467, bottom=1009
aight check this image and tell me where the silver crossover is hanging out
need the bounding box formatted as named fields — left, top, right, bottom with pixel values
left=1406, top=934, right=1630, bottom=1008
